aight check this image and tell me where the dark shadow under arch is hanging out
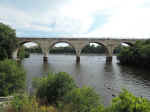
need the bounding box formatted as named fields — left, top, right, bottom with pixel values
left=113, top=42, right=133, bottom=54
left=16, top=41, right=41, bottom=58
left=50, top=41, right=75, bottom=50
left=81, top=42, right=108, bottom=54
left=19, top=40, right=40, bottom=46
left=120, top=42, right=134, bottom=46
left=49, top=41, right=76, bottom=54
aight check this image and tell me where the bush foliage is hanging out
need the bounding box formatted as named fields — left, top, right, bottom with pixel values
left=2, top=94, right=58, bottom=112
left=107, top=89, right=150, bottom=112
left=0, top=23, right=18, bottom=60
left=18, top=46, right=30, bottom=59
left=117, top=40, right=150, bottom=68
left=0, top=59, right=26, bottom=96
left=64, top=86, right=104, bottom=112
left=33, top=72, right=105, bottom=112
left=1, top=71, right=150, bottom=112
left=33, top=72, right=77, bottom=105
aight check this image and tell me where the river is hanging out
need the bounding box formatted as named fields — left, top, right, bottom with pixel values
left=22, top=53, right=150, bottom=105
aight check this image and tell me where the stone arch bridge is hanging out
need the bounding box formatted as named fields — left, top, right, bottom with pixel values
left=13, top=37, right=144, bottom=63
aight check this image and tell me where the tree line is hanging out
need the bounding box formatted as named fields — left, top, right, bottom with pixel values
left=25, top=44, right=106, bottom=54
left=117, top=40, right=150, bottom=68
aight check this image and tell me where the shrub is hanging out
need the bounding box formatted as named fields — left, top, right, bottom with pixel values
left=10, top=94, right=38, bottom=112
left=40, top=106, right=58, bottom=112
left=4, top=94, right=58, bottom=112
left=0, top=59, right=26, bottom=96
left=63, top=86, right=104, bottom=112
left=108, top=89, right=150, bottom=112
left=117, top=39, right=150, bottom=68
left=32, top=72, right=77, bottom=105
left=18, top=46, right=30, bottom=59
left=0, top=23, right=18, bottom=60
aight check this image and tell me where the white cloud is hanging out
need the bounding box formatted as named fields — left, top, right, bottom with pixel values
left=0, top=2, right=93, bottom=35
left=0, top=0, right=150, bottom=38
left=88, top=7, right=150, bottom=38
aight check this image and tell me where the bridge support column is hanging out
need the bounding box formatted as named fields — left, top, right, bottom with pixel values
left=75, top=48, right=81, bottom=63
left=40, top=41, right=51, bottom=62
left=12, top=48, right=19, bottom=60
left=43, top=51, right=49, bottom=62
left=43, top=56, right=48, bottom=61
left=105, top=45, right=115, bottom=64
left=76, top=56, right=80, bottom=63
left=106, top=56, right=112, bottom=63
left=41, top=48, right=49, bottom=62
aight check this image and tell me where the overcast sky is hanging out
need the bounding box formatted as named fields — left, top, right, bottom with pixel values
left=0, top=0, right=150, bottom=38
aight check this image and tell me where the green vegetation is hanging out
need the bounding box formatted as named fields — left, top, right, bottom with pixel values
left=0, top=59, right=26, bottom=96
left=0, top=23, right=26, bottom=97
left=18, top=46, right=30, bottom=59
left=32, top=72, right=77, bottom=105
left=25, top=46, right=42, bottom=53
left=50, top=46, right=76, bottom=54
left=117, top=40, right=150, bottom=68
left=1, top=72, right=103, bottom=112
left=26, top=44, right=106, bottom=54
left=1, top=72, right=150, bottom=112
left=1, top=22, right=150, bottom=112
left=32, top=72, right=150, bottom=112
left=64, top=87, right=104, bottom=112
left=82, top=44, right=105, bottom=54
left=0, top=23, right=18, bottom=60
left=113, top=45, right=121, bottom=54
left=107, top=89, right=150, bottom=112
left=1, top=94, right=58, bottom=112
left=0, top=22, right=30, bottom=61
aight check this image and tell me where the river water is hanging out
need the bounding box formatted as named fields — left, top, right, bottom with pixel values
left=22, top=54, right=150, bottom=105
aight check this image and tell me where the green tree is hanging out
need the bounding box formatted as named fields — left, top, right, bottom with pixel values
left=82, top=44, right=105, bottom=54
left=107, top=89, right=150, bottom=112
left=0, top=59, right=26, bottom=96
left=63, top=87, right=104, bottom=112
left=117, top=40, right=150, bottom=68
left=32, top=72, right=77, bottom=105
left=0, top=23, right=18, bottom=60
left=18, top=46, right=30, bottom=59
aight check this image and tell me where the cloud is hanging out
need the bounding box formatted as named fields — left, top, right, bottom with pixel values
left=0, top=1, right=94, bottom=36
left=88, top=7, right=150, bottom=38
left=0, top=0, right=150, bottom=38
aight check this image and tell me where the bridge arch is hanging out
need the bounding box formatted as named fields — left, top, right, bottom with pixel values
left=81, top=42, right=108, bottom=53
left=49, top=40, right=76, bottom=50
left=47, top=40, right=78, bottom=61
left=119, top=41, right=134, bottom=46
left=12, top=40, right=41, bottom=60
left=49, top=41, right=76, bottom=54
left=18, top=40, right=41, bottom=46
left=113, top=41, right=135, bottom=57
left=80, top=41, right=111, bottom=63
